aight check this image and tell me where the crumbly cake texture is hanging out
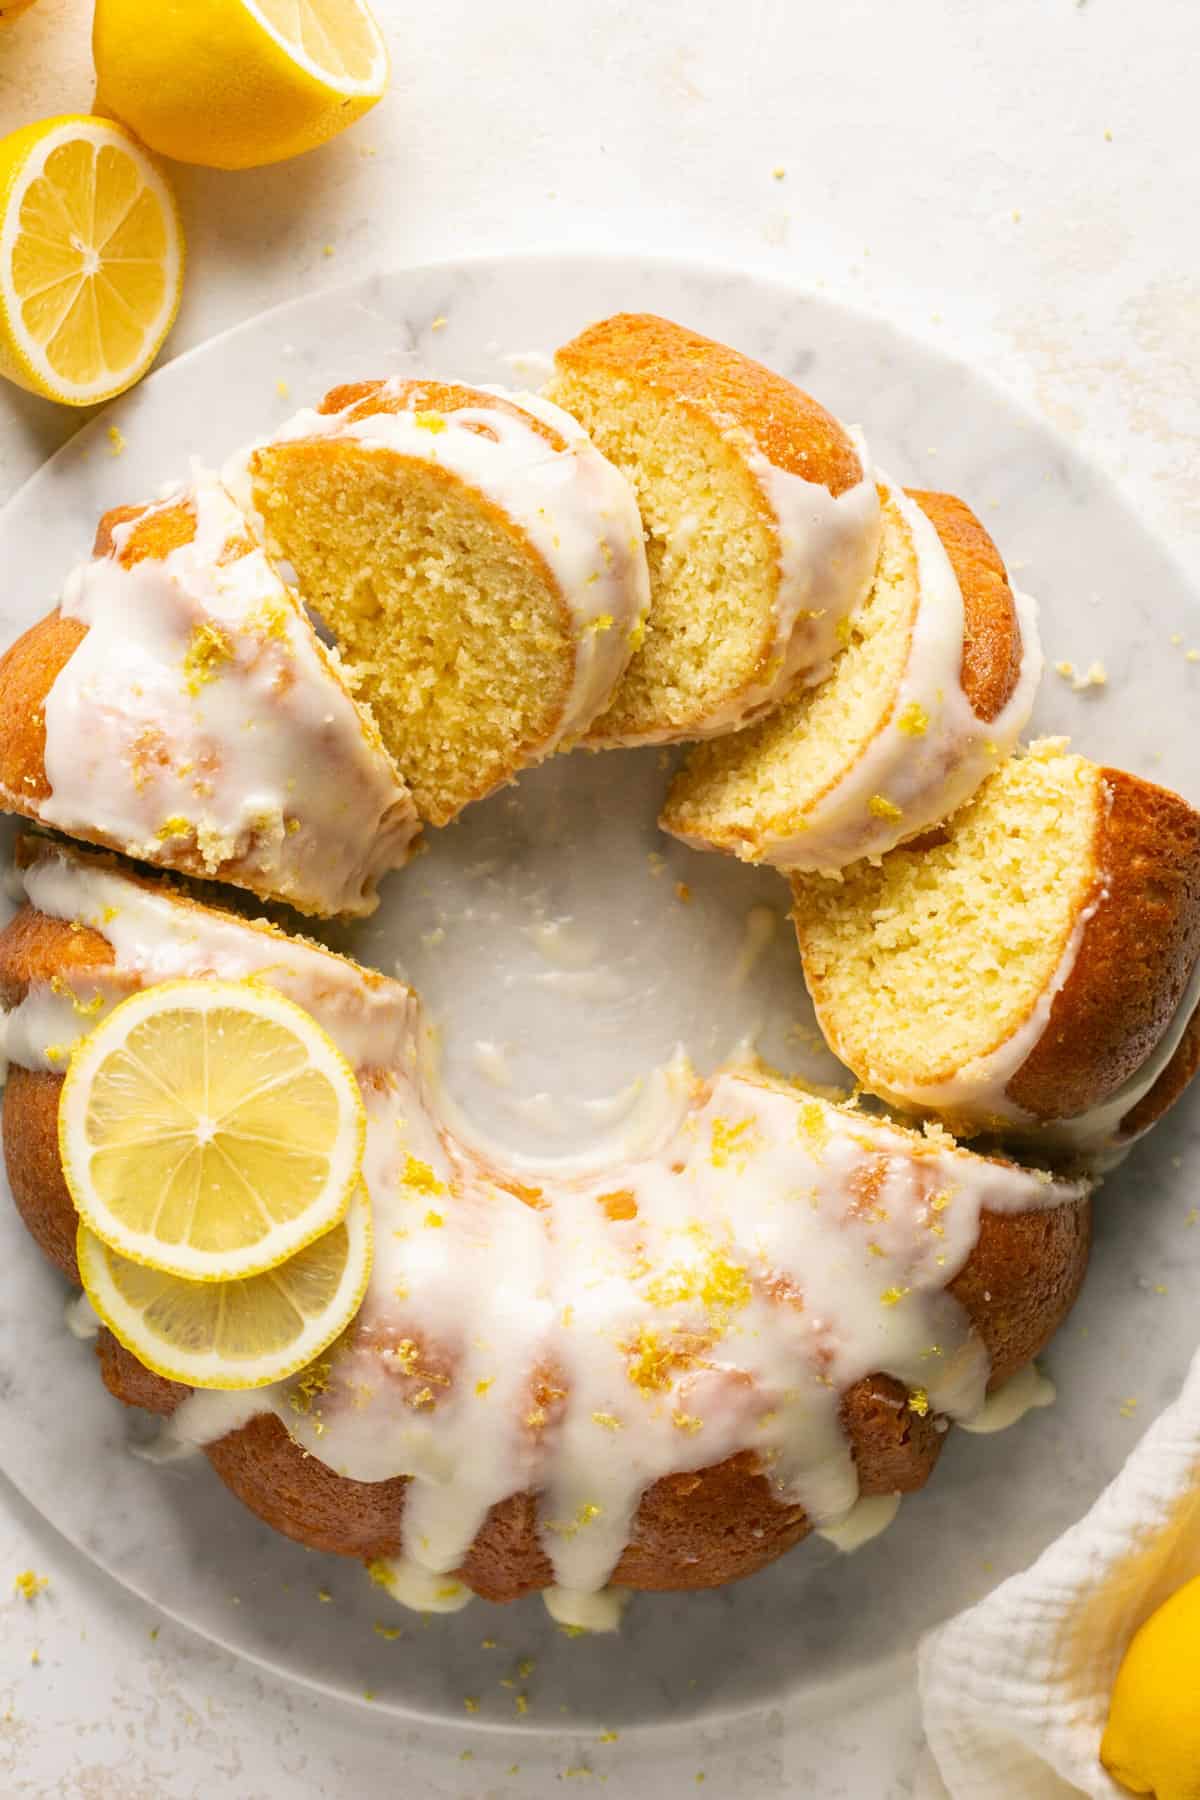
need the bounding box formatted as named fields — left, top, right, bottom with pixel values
left=0, top=841, right=1091, bottom=1609
left=659, top=487, right=1032, bottom=870
left=241, top=379, right=649, bottom=828
left=547, top=312, right=881, bottom=745
left=791, top=742, right=1200, bottom=1143
left=0, top=482, right=419, bottom=918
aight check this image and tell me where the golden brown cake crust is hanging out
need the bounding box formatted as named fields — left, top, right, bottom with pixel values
left=0, top=904, right=115, bottom=1010
left=3, top=1067, right=81, bottom=1285
left=315, top=379, right=569, bottom=451
left=553, top=312, right=864, bottom=495
left=9, top=1072, right=1091, bottom=1598
left=906, top=489, right=1024, bottom=723
left=1007, top=769, right=1200, bottom=1120
left=92, top=498, right=199, bottom=565
left=96, top=1329, right=187, bottom=1415
left=0, top=612, right=86, bottom=811
left=116, top=1364, right=945, bottom=1598
left=948, top=1199, right=1092, bottom=1388
left=0, top=499, right=204, bottom=819
left=1119, top=1002, right=1200, bottom=1141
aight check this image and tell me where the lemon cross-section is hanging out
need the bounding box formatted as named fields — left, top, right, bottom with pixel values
left=92, top=0, right=389, bottom=172
left=78, top=1182, right=373, bottom=1390
left=0, top=116, right=183, bottom=406
left=59, top=979, right=365, bottom=1282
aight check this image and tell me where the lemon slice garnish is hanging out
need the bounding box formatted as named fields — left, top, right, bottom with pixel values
left=59, top=980, right=365, bottom=1282
left=78, top=1183, right=372, bottom=1390
left=93, top=0, right=389, bottom=171
left=0, top=115, right=183, bottom=406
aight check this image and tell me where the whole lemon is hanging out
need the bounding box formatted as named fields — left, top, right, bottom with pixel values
left=1101, top=1573, right=1200, bottom=1799
left=92, top=0, right=389, bottom=171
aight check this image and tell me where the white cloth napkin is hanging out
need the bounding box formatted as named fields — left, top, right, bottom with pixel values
left=917, top=1346, right=1200, bottom=1798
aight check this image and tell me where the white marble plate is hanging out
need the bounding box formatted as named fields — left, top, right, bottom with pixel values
left=0, top=254, right=1197, bottom=1794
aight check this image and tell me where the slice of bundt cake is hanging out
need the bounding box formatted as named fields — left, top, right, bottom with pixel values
left=661, top=487, right=1040, bottom=871
left=790, top=741, right=1200, bottom=1153
left=546, top=312, right=882, bottom=745
left=0, top=837, right=1091, bottom=1616
left=0, top=475, right=418, bottom=917
left=233, top=379, right=650, bottom=827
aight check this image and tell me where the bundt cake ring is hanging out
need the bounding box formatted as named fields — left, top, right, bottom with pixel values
left=0, top=309, right=1196, bottom=1637
left=0, top=837, right=1091, bottom=1626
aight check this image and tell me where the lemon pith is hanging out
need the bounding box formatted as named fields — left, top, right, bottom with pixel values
left=0, top=115, right=183, bottom=405
left=93, top=0, right=389, bottom=172
left=59, top=979, right=365, bottom=1282
left=78, top=1183, right=373, bottom=1389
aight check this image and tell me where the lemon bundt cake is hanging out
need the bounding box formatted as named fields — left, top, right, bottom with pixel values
left=232, top=380, right=650, bottom=827
left=0, top=839, right=1091, bottom=1617
left=0, top=476, right=418, bottom=917
left=790, top=742, right=1200, bottom=1154
left=660, top=487, right=1040, bottom=872
left=546, top=313, right=882, bottom=745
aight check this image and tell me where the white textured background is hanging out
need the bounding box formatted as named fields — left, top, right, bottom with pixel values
left=0, top=1, right=1196, bottom=1793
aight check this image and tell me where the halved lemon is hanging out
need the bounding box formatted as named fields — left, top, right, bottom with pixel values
left=78, top=1183, right=372, bottom=1389
left=0, top=115, right=183, bottom=406
left=59, top=979, right=365, bottom=1282
left=93, top=0, right=389, bottom=171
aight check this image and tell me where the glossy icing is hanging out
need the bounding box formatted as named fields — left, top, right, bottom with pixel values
left=0, top=842, right=414, bottom=1075
left=6, top=845, right=1087, bottom=1611
left=23, top=475, right=418, bottom=918
left=229, top=381, right=651, bottom=751
left=958, top=1362, right=1055, bottom=1435
left=163, top=1062, right=1083, bottom=1606
left=728, top=433, right=881, bottom=729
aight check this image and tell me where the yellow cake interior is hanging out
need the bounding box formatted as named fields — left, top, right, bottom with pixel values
left=546, top=368, right=777, bottom=739
left=250, top=443, right=574, bottom=826
left=792, top=745, right=1101, bottom=1086
left=662, top=489, right=915, bottom=855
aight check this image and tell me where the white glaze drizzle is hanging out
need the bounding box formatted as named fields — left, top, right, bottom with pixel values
left=228, top=381, right=651, bottom=751
left=65, top=1292, right=100, bottom=1342
left=16, top=845, right=1088, bottom=1607
left=1, top=843, right=414, bottom=1074
left=25, top=474, right=418, bottom=918
left=669, top=484, right=1042, bottom=873
left=542, top=1585, right=629, bottom=1632
left=725, top=432, right=883, bottom=731
left=816, top=1492, right=901, bottom=1552
left=957, top=1362, right=1055, bottom=1435
left=161, top=1066, right=1084, bottom=1604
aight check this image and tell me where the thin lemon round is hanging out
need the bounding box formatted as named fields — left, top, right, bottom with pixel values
left=93, top=0, right=389, bottom=171
left=78, top=1183, right=372, bottom=1390
left=59, top=979, right=365, bottom=1282
left=0, top=115, right=183, bottom=406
